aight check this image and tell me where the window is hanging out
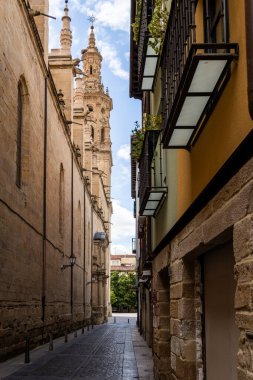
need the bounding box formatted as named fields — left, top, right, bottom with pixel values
left=77, top=200, right=81, bottom=256
left=16, top=77, right=29, bottom=188
left=90, top=65, right=93, bottom=75
left=101, top=127, right=105, bottom=143
left=91, top=126, right=94, bottom=141
left=59, top=163, right=65, bottom=237
left=204, top=0, right=229, bottom=43
left=111, top=260, right=120, bottom=266
left=16, top=83, right=22, bottom=187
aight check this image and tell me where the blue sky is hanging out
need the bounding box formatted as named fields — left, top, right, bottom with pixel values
left=49, top=0, right=141, bottom=254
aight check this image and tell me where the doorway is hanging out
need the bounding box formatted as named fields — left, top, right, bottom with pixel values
left=203, top=242, right=239, bottom=379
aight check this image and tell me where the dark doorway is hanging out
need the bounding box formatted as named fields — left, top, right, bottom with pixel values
left=203, top=242, right=239, bottom=379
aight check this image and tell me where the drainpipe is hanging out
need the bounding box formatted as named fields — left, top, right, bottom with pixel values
left=42, top=75, right=48, bottom=324
left=70, top=154, right=74, bottom=314
left=245, top=0, right=253, bottom=120
left=83, top=186, right=86, bottom=319
left=90, top=202, right=94, bottom=323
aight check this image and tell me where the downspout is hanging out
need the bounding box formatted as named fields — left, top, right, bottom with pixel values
left=83, top=186, right=86, bottom=320
left=90, top=202, right=94, bottom=323
left=70, top=154, right=74, bottom=314
left=245, top=0, right=253, bottom=120
left=42, top=75, right=48, bottom=325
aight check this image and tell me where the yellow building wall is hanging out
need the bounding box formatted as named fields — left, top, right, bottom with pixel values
left=191, top=0, right=252, bottom=200
left=151, top=0, right=253, bottom=249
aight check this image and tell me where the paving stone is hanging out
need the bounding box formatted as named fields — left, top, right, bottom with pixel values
left=1, top=315, right=154, bottom=380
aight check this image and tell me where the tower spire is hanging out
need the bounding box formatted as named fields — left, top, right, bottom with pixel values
left=60, top=0, right=72, bottom=52
left=88, top=15, right=96, bottom=48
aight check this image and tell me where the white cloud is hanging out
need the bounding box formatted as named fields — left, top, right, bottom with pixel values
left=72, top=25, right=80, bottom=46
left=48, top=21, right=59, bottom=51
left=111, top=244, right=132, bottom=255
left=97, top=40, right=129, bottom=80
left=49, top=0, right=63, bottom=18
left=113, top=164, right=130, bottom=189
left=111, top=200, right=135, bottom=242
left=124, top=51, right=130, bottom=61
left=117, top=144, right=130, bottom=161
left=72, top=0, right=130, bottom=33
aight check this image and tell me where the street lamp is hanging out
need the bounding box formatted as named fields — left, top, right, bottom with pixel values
left=61, top=255, right=76, bottom=271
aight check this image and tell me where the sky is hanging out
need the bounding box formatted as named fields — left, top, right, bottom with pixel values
left=48, top=0, right=141, bottom=254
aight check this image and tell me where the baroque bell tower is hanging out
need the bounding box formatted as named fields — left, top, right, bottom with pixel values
left=72, top=19, right=113, bottom=322
left=73, top=20, right=113, bottom=194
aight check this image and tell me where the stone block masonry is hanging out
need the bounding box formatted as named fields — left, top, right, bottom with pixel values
left=0, top=0, right=112, bottom=360
left=151, top=156, right=253, bottom=379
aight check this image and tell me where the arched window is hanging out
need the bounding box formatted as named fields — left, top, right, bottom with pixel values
left=101, top=127, right=105, bottom=143
left=59, top=164, right=65, bottom=237
left=91, top=126, right=94, bottom=141
left=87, top=222, right=90, bottom=265
left=90, top=65, right=93, bottom=75
left=77, top=201, right=82, bottom=256
left=16, top=76, right=29, bottom=187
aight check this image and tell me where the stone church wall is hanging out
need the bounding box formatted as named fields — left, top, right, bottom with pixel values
left=0, top=0, right=93, bottom=360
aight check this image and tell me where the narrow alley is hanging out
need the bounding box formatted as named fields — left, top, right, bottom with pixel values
left=0, top=315, right=154, bottom=380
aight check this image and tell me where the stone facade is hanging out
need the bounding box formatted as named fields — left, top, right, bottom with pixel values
left=130, top=0, right=253, bottom=379
left=149, top=157, right=253, bottom=380
left=0, top=0, right=112, bottom=359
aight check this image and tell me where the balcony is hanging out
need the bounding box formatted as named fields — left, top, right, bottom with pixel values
left=131, top=135, right=137, bottom=199
left=138, top=0, right=158, bottom=91
left=130, top=0, right=159, bottom=95
left=161, top=0, right=239, bottom=148
left=130, top=0, right=142, bottom=99
left=138, top=130, right=167, bottom=216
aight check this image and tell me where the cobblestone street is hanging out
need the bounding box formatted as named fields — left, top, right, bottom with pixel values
left=0, top=315, right=154, bottom=380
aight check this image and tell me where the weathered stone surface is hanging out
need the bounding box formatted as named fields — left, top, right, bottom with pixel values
left=170, top=283, right=194, bottom=300
left=234, top=214, right=253, bottom=262
left=178, top=299, right=195, bottom=320
left=235, top=260, right=253, bottom=284
left=236, top=312, right=253, bottom=330
left=235, top=285, right=252, bottom=310
left=0, top=0, right=112, bottom=359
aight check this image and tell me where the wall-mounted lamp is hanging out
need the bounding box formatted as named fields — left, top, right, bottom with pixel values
left=93, top=232, right=106, bottom=241
left=61, top=255, right=76, bottom=271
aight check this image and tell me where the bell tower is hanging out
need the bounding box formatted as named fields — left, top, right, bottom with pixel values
left=73, top=19, right=112, bottom=192
left=72, top=18, right=113, bottom=323
left=81, top=19, right=103, bottom=93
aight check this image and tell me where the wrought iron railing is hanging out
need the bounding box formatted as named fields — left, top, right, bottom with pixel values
left=137, top=0, right=154, bottom=81
left=138, top=130, right=160, bottom=212
left=131, top=135, right=137, bottom=198
left=161, top=0, right=196, bottom=130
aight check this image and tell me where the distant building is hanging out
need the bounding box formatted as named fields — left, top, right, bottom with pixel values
left=110, top=254, right=136, bottom=273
